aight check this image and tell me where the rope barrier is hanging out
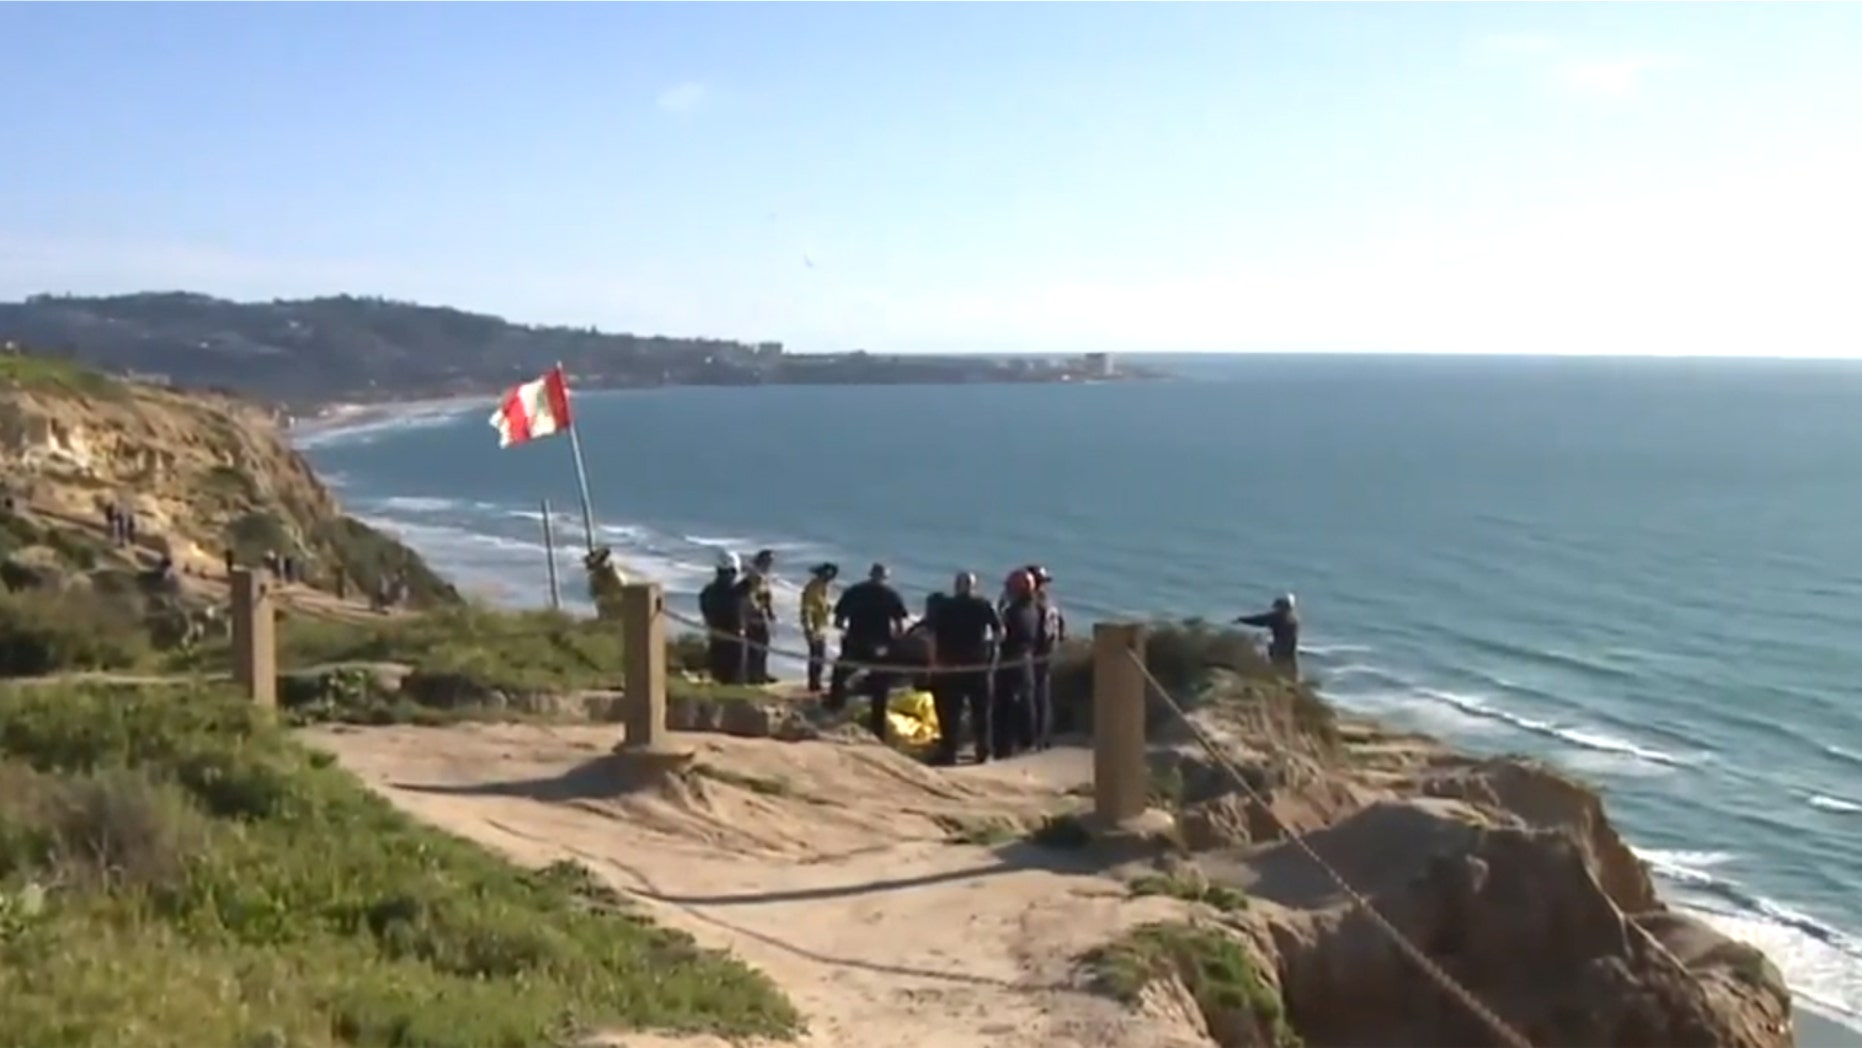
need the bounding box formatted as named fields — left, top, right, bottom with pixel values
left=1125, top=649, right=1534, bottom=1048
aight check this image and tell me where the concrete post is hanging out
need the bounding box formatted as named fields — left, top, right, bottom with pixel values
left=1092, top=622, right=1148, bottom=825
left=230, top=568, right=276, bottom=709
left=618, top=582, right=672, bottom=753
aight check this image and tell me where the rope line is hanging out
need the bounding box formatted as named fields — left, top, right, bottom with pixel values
left=659, top=605, right=1064, bottom=676
left=1125, top=650, right=1534, bottom=1048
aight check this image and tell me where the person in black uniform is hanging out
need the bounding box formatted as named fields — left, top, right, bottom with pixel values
left=1234, top=593, right=1301, bottom=680
left=925, top=572, right=1002, bottom=765
left=698, top=551, right=746, bottom=684
left=1026, top=564, right=1066, bottom=751
left=831, top=562, right=909, bottom=738
left=995, top=568, right=1041, bottom=758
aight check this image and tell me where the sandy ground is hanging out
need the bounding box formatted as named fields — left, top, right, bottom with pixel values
left=304, top=722, right=1221, bottom=1048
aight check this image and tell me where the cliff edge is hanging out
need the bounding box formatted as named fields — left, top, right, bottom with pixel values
left=302, top=626, right=1798, bottom=1048
left=1110, top=657, right=1795, bottom=1047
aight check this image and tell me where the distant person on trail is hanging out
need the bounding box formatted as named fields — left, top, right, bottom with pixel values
left=737, top=549, right=778, bottom=685
left=995, top=568, right=1042, bottom=758
left=1234, top=593, right=1301, bottom=679
left=699, top=551, right=747, bottom=685
left=222, top=548, right=236, bottom=577
left=925, top=572, right=1003, bottom=766
left=800, top=562, right=839, bottom=693
left=1027, top=564, right=1066, bottom=751
left=830, top=562, right=909, bottom=739
left=585, top=546, right=627, bottom=621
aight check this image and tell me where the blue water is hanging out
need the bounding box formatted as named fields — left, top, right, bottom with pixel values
left=298, top=354, right=1862, bottom=1028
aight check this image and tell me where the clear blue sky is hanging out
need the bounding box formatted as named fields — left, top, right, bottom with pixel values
left=3, top=2, right=1860, bottom=356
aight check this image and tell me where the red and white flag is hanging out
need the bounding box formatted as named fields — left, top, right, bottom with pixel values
left=489, top=366, right=574, bottom=448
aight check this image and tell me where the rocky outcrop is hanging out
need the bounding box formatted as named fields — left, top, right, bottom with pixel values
left=1103, top=674, right=1795, bottom=1048
left=0, top=356, right=452, bottom=606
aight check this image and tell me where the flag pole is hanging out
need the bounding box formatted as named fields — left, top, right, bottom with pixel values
left=559, top=362, right=600, bottom=554
left=540, top=497, right=562, bottom=610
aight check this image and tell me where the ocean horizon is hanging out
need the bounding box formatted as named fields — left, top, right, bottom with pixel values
left=296, top=353, right=1862, bottom=1039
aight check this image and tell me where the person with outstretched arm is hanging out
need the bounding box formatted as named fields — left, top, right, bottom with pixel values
left=1234, top=593, right=1301, bottom=680
left=830, top=562, right=910, bottom=739
left=924, top=571, right=1003, bottom=766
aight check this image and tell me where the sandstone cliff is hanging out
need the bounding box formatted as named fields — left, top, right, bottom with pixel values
left=0, top=351, right=455, bottom=623
left=1110, top=663, right=1796, bottom=1048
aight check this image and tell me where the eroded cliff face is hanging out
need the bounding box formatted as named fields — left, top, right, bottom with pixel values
left=1, top=385, right=329, bottom=557
left=1127, top=673, right=1794, bottom=1048
left=0, top=364, right=452, bottom=605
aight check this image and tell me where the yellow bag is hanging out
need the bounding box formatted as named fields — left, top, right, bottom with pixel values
left=885, top=689, right=940, bottom=745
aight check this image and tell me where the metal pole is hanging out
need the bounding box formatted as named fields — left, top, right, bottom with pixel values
left=559, top=361, right=600, bottom=554
left=540, top=498, right=562, bottom=611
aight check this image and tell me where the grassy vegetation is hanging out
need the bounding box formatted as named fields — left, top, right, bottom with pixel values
left=1049, top=619, right=1338, bottom=748
left=1127, top=870, right=1250, bottom=913
left=173, top=604, right=626, bottom=691
left=1085, top=921, right=1299, bottom=1048
left=0, top=509, right=110, bottom=572
left=0, top=681, right=799, bottom=1047
left=0, top=352, right=129, bottom=401
left=0, top=587, right=155, bottom=676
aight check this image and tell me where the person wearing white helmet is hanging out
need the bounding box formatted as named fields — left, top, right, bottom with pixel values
left=1234, top=593, right=1301, bottom=679
left=698, top=549, right=746, bottom=684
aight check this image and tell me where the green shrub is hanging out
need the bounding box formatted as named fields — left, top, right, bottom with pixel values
left=1050, top=621, right=1340, bottom=744
left=1086, top=921, right=1299, bottom=1047
left=0, top=353, right=128, bottom=401
left=0, top=588, right=153, bottom=676
left=0, top=682, right=799, bottom=1046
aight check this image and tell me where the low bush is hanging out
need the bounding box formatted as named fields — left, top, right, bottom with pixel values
left=1085, top=921, right=1299, bottom=1047
left=0, top=587, right=153, bottom=676
left=0, top=681, right=799, bottom=1046
left=174, top=603, right=627, bottom=694
left=1050, top=621, right=1340, bottom=744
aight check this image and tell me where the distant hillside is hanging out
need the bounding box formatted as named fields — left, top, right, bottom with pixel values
left=0, top=292, right=1139, bottom=409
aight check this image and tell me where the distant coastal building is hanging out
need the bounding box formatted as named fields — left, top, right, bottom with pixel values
left=1081, top=352, right=1114, bottom=378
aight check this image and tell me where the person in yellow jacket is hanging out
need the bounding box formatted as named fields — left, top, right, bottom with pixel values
left=800, top=562, right=839, bottom=693
left=585, top=546, right=627, bottom=621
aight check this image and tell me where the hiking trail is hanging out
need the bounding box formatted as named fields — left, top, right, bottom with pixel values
left=306, top=722, right=1221, bottom=1048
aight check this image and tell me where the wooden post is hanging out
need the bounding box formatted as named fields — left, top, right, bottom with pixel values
left=1092, top=622, right=1148, bottom=825
left=230, top=568, right=276, bottom=709
left=540, top=498, right=562, bottom=611
left=618, top=581, right=680, bottom=755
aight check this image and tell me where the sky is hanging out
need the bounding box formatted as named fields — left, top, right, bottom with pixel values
left=2, top=2, right=1861, bottom=357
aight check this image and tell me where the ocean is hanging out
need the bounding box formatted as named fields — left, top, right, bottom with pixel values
left=296, top=354, right=1862, bottom=1035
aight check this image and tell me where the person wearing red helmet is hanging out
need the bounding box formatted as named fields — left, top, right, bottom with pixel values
left=994, top=568, right=1042, bottom=758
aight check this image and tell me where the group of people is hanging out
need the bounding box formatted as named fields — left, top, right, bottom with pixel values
left=696, top=552, right=1069, bottom=765
left=690, top=545, right=1305, bottom=765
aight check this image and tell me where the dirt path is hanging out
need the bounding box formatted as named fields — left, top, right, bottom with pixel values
left=305, top=723, right=1219, bottom=1048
